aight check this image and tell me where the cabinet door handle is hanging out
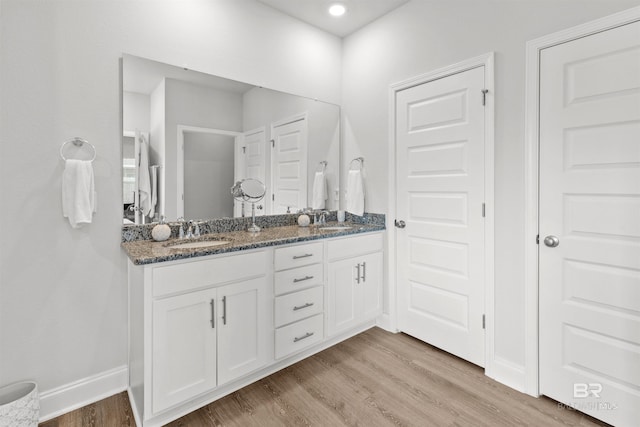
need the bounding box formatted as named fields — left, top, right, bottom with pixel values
left=293, top=302, right=314, bottom=311
left=293, top=275, right=314, bottom=283
left=210, top=299, right=215, bottom=329
left=222, top=296, right=227, bottom=325
left=293, top=332, right=314, bottom=343
left=361, top=262, right=366, bottom=282
left=293, top=253, right=313, bottom=260
left=356, top=263, right=361, bottom=284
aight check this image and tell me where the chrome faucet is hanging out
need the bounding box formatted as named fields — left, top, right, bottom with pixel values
left=186, top=220, right=195, bottom=239
left=185, top=220, right=201, bottom=239
left=320, top=210, right=329, bottom=225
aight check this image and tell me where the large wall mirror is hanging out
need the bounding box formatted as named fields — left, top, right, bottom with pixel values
left=122, top=54, right=340, bottom=224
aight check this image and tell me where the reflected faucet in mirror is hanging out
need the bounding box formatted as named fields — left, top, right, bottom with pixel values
left=122, top=54, right=340, bottom=225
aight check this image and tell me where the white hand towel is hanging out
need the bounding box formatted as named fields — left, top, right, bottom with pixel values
left=62, top=159, right=95, bottom=228
left=149, top=165, right=158, bottom=219
left=138, top=138, right=152, bottom=217
left=346, top=169, right=365, bottom=216
left=311, top=171, right=327, bottom=209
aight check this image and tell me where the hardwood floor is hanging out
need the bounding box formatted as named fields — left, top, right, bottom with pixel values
left=40, top=327, right=608, bottom=427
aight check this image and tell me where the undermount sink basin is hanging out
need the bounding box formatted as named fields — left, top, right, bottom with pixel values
left=166, top=239, right=231, bottom=250
left=319, top=225, right=353, bottom=231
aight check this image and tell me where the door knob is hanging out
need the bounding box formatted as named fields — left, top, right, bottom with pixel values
left=543, top=235, right=560, bottom=247
left=395, top=219, right=406, bottom=229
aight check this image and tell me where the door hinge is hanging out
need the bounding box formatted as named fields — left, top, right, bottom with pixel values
left=271, top=139, right=275, bottom=148
left=481, top=89, right=489, bottom=106
left=482, top=203, right=486, bottom=217
left=272, top=194, right=275, bottom=201
left=482, top=314, right=486, bottom=329
left=242, top=146, right=246, bottom=154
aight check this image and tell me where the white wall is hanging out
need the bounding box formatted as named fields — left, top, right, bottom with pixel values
left=341, top=0, right=638, bottom=388
left=122, top=92, right=150, bottom=133
left=0, top=0, right=341, bottom=412
left=150, top=80, right=166, bottom=218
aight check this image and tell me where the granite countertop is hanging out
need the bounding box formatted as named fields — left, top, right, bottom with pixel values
left=122, top=222, right=385, bottom=265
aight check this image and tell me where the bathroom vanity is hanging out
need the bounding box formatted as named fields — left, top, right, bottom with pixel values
left=123, top=223, right=384, bottom=427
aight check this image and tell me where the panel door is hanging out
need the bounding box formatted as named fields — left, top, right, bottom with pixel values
left=396, top=66, right=486, bottom=367
left=539, top=20, right=640, bottom=426
left=271, top=117, right=308, bottom=214
left=235, top=128, right=266, bottom=217
left=327, top=257, right=359, bottom=336
left=152, top=288, right=217, bottom=414
left=217, top=277, right=272, bottom=386
left=360, top=252, right=383, bottom=321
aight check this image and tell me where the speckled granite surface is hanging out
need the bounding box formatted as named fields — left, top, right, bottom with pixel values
left=122, top=221, right=385, bottom=265
left=121, top=212, right=386, bottom=243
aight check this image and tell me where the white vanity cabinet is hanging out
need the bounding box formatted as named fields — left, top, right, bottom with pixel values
left=327, top=233, right=383, bottom=337
left=127, top=230, right=384, bottom=427
left=152, top=287, right=218, bottom=413
left=129, top=249, right=273, bottom=422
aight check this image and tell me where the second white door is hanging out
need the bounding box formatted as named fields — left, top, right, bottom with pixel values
left=271, top=116, right=308, bottom=214
left=396, top=66, right=487, bottom=367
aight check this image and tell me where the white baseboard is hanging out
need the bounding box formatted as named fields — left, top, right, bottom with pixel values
left=487, top=357, right=527, bottom=394
left=38, top=365, right=128, bottom=422
left=376, top=313, right=398, bottom=332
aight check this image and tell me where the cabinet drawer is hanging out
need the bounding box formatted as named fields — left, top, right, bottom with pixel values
left=275, top=286, right=323, bottom=328
left=274, top=263, right=323, bottom=296
left=275, top=314, right=323, bottom=359
left=327, top=233, right=383, bottom=261
left=274, top=242, right=323, bottom=271
left=153, top=251, right=267, bottom=297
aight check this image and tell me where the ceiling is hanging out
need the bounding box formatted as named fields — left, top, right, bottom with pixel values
left=256, top=0, right=410, bottom=37
left=123, top=55, right=254, bottom=95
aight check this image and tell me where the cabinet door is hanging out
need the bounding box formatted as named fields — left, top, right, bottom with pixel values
left=217, top=277, right=272, bottom=385
left=152, top=288, right=217, bottom=414
left=327, top=257, right=359, bottom=336
left=360, top=252, right=383, bottom=321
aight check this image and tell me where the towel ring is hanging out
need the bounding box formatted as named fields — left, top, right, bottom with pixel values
left=349, top=157, right=364, bottom=170
left=60, top=137, right=96, bottom=162
left=317, top=160, right=327, bottom=172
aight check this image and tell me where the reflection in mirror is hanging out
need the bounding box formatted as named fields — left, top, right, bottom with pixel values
left=231, top=178, right=266, bottom=233
left=122, top=54, right=340, bottom=224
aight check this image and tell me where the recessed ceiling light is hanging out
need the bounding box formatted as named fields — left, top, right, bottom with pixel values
left=328, top=3, right=346, bottom=17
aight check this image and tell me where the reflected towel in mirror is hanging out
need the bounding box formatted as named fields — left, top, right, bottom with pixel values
left=138, top=136, right=152, bottom=216
left=346, top=169, right=364, bottom=216
left=62, top=159, right=95, bottom=228
left=312, top=171, right=327, bottom=209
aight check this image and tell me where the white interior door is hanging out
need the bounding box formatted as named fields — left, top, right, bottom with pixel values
left=396, top=66, right=486, bottom=367
left=234, top=128, right=266, bottom=217
left=539, top=20, right=640, bottom=426
left=271, top=116, right=307, bottom=214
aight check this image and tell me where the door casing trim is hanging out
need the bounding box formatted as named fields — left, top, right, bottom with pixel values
left=386, top=52, right=495, bottom=377
left=523, top=6, right=640, bottom=397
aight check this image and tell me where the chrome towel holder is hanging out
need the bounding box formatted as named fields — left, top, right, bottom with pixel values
left=349, top=156, right=364, bottom=170
left=317, top=160, right=328, bottom=172
left=60, top=137, right=96, bottom=162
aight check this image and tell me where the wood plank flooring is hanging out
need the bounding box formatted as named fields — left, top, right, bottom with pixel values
left=40, top=327, right=608, bottom=427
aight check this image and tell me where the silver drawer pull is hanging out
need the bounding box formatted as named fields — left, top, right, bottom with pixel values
left=293, top=253, right=313, bottom=259
left=293, top=275, right=314, bottom=283
left=293, top=302, right=314, bottom=311
left=293, top=332, right=314, bottom=343
left=222, top=296, right=227, bottom=325
left=211, top=298, right=216, bottom=328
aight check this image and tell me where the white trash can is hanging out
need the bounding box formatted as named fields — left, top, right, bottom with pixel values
left=0, top=382, right=39, bottom=427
